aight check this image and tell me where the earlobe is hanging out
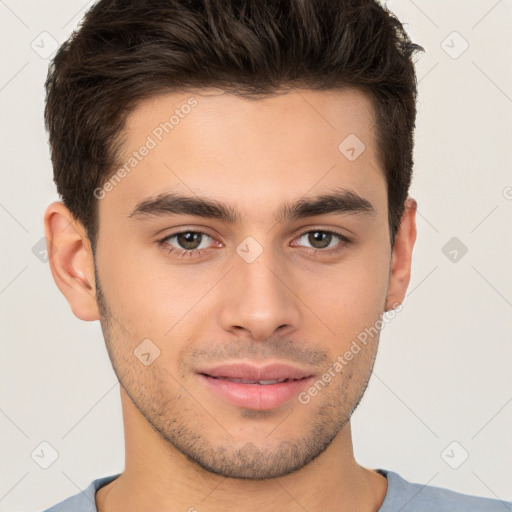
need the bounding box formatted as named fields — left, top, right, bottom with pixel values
left=385, top=197, right=417, bottom=311
left=44, top=202, right=100, bottom=321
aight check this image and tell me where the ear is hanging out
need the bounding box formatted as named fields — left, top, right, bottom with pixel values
left=385, top=197, right=417, bottom=311
left=44, top=202, right=100, bottom=321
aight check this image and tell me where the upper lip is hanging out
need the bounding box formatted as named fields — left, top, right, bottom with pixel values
left=197, top=362, right=314, bottom=380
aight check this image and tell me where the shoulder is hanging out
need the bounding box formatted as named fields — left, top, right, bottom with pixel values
left=378, top=469, right=512, bottom=512
left=40, top=474, right=121, bottom=512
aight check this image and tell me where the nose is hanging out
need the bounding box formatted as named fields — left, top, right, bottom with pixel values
left=218, top=248, right=302, bottom=341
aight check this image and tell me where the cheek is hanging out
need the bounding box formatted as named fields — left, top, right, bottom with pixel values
left=95, top=239, right=223, bottom=343
left=96, top=217, right=390, bottom=341
left=299, top=249, right=390, bottom=330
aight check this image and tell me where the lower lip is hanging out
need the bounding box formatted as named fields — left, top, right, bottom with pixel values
left=198, top=374, right=314, bottom=410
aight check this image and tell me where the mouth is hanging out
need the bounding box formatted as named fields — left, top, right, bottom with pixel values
left=196, top=362, right=315, bottom=410
left=204, top=376, right=298, bottom=385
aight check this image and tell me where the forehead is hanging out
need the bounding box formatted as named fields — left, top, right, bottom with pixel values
left=102, top=87, right=385, bottom=220
left=123, top=87, right=377, bottom=157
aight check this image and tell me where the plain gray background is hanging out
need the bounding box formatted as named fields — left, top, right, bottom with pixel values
left=1, top=0, right=511, bottom=510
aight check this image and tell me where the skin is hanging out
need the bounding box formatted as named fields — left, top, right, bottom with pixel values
left=45, top=87, right=417, bottom=512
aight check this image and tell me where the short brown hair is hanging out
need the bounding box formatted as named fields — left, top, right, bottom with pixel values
left=44, top=0, right=424, bottom=249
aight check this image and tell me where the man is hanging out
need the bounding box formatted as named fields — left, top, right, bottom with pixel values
left=41, top=0, right=511, bottom=510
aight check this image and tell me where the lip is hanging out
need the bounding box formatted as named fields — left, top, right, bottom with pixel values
left=196, top=362, right=315, bottom=410
left=197, top=362, right=313, bottom=380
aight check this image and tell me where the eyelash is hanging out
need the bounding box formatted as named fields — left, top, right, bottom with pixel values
left=157, top=229, right=351, bottom=259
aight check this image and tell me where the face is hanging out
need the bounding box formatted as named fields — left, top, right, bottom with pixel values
left=52, top=88, right=415, bottom=479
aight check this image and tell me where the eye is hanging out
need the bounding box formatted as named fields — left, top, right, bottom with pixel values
left=159, top=231, right=218, bottom=258
left=158, top=228, right=350, bottom=259
left=293, top=229, right=350, bottom=254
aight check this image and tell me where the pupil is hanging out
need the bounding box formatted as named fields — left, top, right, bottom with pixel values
left=309, top=231, right=331, bottom=249
left=179, top=232, right=201, bottom=249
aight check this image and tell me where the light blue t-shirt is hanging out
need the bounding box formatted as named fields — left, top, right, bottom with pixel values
left=42, top=468, right=512, bottom=511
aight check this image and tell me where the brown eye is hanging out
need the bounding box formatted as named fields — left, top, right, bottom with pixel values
left=296, top=230, right=348, bottom=251
left=162, top=231, right=214, bottom=253
left=306, top=231, right=333, bottom=249
left=175, top=231, right=203, bottom=250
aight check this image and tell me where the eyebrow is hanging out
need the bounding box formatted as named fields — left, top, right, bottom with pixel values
left=128, top=188, right=375, bottom=223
